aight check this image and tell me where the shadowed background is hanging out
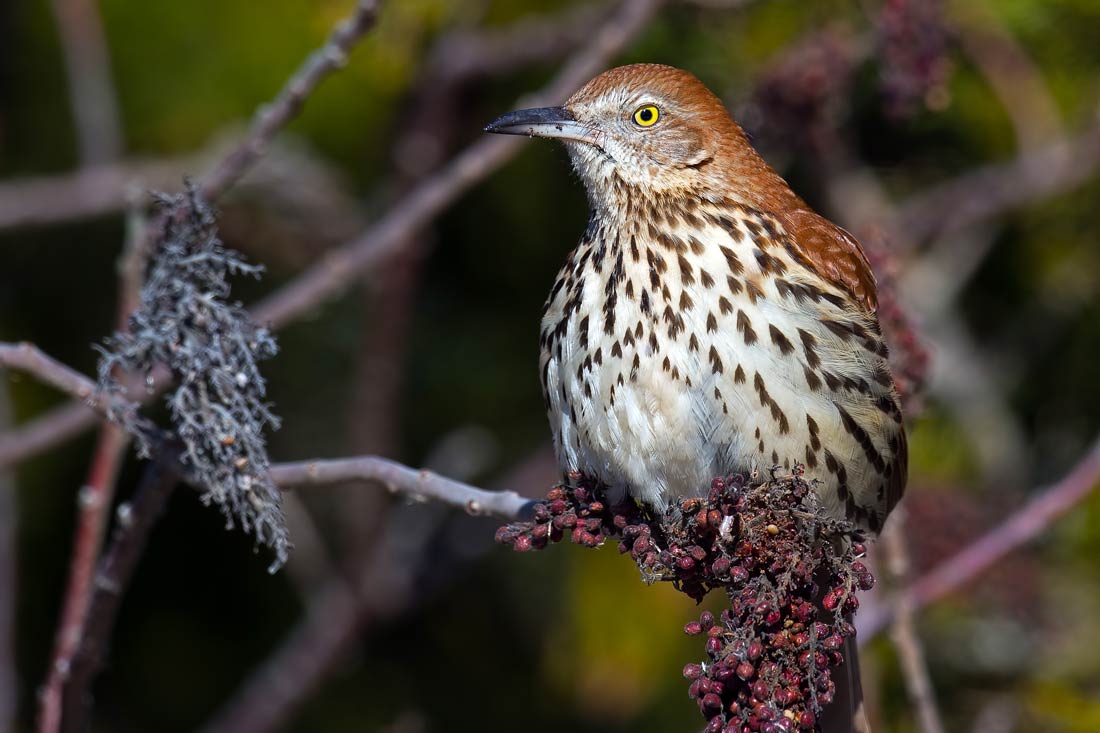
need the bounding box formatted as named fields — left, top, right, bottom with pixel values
left=2, top=0, right=1100, bottom=731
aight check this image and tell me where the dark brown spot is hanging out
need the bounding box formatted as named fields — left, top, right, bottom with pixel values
left=769, top=325, right=794, bottom=355
left=736, top=310, right=757, bottom=345
left=709, top=345, right=724, bottom=374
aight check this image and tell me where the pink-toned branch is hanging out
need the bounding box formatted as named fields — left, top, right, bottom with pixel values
left=860, top=437, right=1100, bottom=639
left=0, top=389, right=18, bottom=730
left=58, top=449, right=182, bottom=732
left=0, top=342, right=132, bottom=417
left=880, top=513, right=945, bottom=733
left=38, top=208, right=148, bottom=733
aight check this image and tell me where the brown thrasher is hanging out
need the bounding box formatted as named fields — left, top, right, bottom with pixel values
left=487, top=64, right=906, bottom=731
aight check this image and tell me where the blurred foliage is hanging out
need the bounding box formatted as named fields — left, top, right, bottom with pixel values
left=2, top=0, right=1100, bottom=731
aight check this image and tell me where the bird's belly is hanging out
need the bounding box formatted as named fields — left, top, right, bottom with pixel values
left=544, top=341, right=822, bottom=510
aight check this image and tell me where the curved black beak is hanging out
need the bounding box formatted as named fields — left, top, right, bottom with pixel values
left=484, top=106, right=596, bottom=144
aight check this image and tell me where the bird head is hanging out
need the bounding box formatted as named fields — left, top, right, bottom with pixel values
left=485, top=64, right=784, bottom=210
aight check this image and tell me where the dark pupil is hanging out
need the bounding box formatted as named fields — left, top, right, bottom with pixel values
left=639, top=108, right=653, bottom=122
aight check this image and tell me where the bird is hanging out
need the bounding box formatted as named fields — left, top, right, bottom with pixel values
left=486, top=63, right=906, bottom=731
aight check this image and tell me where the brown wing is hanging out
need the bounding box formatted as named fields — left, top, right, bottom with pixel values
left=783, top=208, right=878, bottom=313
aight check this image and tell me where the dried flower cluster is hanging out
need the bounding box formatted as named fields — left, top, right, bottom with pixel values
left=97, top=185, right=289, bottom=570
left=876, top=0, right=954, bottom=118
left=741, top=31, right=858, bottom=156
left=497, top=470, right=873, bottom=732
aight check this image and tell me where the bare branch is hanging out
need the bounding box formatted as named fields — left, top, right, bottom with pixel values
left=38, top=426, right=128, bottom=733
left=59, top=449, right=181, bottom=732
left=0, top=158, right=184, bottom=231
left=427, top=3, right=608, bottom=83
left=270, top=456, right=534, bottom=520
left=252, top=0, right=664, bottom=327
left=0, top=390, right=18, bottom=731
left=955, top=4, right=1064, bottom=150
left=0, top=342, right=127, bottom=415
left=39, top=206, right=149, bottom=733
left=881, top=513, right=945, bottom=733
left=199, top=0, right=382, bottom=201
left=860, top=437, right=1100, bottom=639
left=889, top=122, right=1100, bottom=247
left=48, top=0, right=122, bottom=166
left=199, top=3, right=662, bottom=727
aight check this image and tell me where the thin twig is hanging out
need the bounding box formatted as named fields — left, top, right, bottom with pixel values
left=37, top=426, right=128, bottom=733
left=270, top=456, right=534, bottom=520
left=0, top=389, right=18, bottom=730
left=881, top=512, right=945, bottom=733
left=955, top=2, right=1064, bottom=151
left=199, top=506, right=442, bottom=733
left=889, top=122, right=1100, bottom=248
left=199, top=3, right=661, bottom=727
left=6, top=0, right=1098, bottom=471
left=860, top=437, right=1100, bottom=639
left=39, top=205, right=149, bottom=733
left=59, top=449, right=182, bottom=733
left=0, top=342, right=133, bottom=418
left=199, top=0, right=382, bottom=201
left=48, top=0, right=122, bottom=166
left=251, top=0, right=664, bottom=327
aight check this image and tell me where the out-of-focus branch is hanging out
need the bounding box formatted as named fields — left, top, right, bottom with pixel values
left=881, top=513, right=945, bottom=733
left=0, top=0, right=661, bottom=464
left=0, top=389, right=17, bottom=731
left=199, top=3, right=662, bottom=728
left=860, top=437, right=1100, bottom=639
left=955, top=1, right=1063, bottom=150
left=271, top=456, right=533, bottom=520
left=0, top=158, right=184, bottom=231
left=199, top=0, right=382, bottom=200
left=48, top=0, right=122, bottom=166
left=199, top=505, right=441, bottom=733
left=37, top=427, right=128, bottom=733
left=427, top=3, right=609, bottom=83
left=251, top=0, right=664, bottom=327
left=39, top=207, right=148, bottom=733
left=204, top=442, right=556, bottom=733
left=59, top=449, right=181, bottom=732
left=890, top=122, right=1100, bottom=248
left=0, top=342, right=132, bottom=417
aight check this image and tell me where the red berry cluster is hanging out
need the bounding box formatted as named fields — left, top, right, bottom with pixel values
left=496, top=469, right=874, bottom=732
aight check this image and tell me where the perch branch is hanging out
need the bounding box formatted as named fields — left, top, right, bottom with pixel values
left=861, top=437, right=1100, bottom=639
left=270, top=457, right=534, bottom=520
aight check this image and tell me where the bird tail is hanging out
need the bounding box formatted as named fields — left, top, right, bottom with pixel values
left=820, top=633, right=872, bottom=733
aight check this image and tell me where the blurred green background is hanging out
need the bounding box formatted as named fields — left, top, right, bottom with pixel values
left=2, top=0, right=1100, bottom=731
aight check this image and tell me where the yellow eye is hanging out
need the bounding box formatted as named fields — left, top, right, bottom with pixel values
left=632, top=104, right=660, bottom=127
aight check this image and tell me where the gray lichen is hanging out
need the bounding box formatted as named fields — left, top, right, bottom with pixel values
left=97, top=185, right=289, bottom=571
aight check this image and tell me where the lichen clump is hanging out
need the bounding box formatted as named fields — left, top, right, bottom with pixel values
left=496, top=469, right=873, bottom=732
left=98, top=185, right=289, bottom=570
